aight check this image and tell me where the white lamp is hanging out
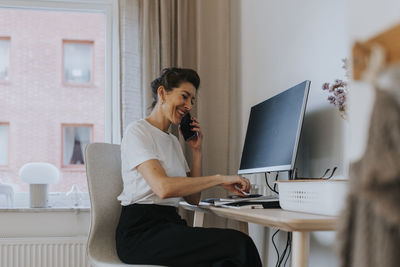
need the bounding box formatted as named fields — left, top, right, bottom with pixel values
left=19, top=162, right=60, bottom=208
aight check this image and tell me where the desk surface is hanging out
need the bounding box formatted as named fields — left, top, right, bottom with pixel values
left=180, top=202, right=337, bottom=232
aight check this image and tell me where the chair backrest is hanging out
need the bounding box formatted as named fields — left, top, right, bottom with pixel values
left=85, top=143, right=123, bottom=264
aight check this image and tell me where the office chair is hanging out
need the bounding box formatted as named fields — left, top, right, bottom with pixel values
left=85, top=143, right=164, bottom=267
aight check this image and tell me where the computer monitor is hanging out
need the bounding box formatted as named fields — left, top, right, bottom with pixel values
left=238, top=80, right=310, bottom=175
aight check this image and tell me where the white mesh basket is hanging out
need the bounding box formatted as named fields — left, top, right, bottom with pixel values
left=276, top=179, right=348, bottom=216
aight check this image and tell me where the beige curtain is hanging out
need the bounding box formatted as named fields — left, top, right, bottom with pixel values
left=194, top=0, right=239, bottom=228
left=140, top=0, right=198, bottom=138
left=119, top=0, right=236, bottom=228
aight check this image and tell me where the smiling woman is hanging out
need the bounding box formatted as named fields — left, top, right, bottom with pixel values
left=149, top=68, right=199, bottom=111
left=115, top=67, right=262, bottom=267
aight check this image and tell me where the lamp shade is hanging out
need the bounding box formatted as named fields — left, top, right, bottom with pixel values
left=19, top=162, right=60, bottom=184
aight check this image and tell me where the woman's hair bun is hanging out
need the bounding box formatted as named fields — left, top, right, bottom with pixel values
left=151, top=77, right=162, bottom=93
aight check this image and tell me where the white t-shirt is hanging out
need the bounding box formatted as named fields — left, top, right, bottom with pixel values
left=117, top=119, right=190, bottom=207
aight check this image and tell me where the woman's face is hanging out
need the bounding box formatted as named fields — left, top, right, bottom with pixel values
left=161, top=82, right=196, bottom=125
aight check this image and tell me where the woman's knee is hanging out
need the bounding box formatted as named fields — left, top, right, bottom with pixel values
left=217, top=229, right=261, bottom=266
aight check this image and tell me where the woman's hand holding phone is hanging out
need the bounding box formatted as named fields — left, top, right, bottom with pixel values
left=187, top=116, right=202, bottom=150
left=180, top=114, right=202, bottom=151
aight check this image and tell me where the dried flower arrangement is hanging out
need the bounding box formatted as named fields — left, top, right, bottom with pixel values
left=322, top=59, right=349, bottom=119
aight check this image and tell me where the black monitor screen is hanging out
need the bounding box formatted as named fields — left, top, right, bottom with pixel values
left=238, top=81, right=310, bottom=174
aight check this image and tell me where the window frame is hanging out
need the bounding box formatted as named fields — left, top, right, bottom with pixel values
left=61, top=123, right=94, bottom=170
left=0, top=122, right=10, bottom=169
left=62, top=39, right=95, bottom=86
left=0, top=36, right=11, bottom=84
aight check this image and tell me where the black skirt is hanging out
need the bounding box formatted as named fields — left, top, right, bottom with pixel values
left=116, top=204, right=262, bottom=267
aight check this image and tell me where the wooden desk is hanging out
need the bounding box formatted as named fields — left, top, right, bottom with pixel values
left=180, top=202, right=337, bottom=267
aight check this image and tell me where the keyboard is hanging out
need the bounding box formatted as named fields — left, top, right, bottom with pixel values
left=201, top=195, right=280, bottom=209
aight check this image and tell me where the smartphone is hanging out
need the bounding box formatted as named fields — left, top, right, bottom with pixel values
left=179, top=113, right=197, bottom=141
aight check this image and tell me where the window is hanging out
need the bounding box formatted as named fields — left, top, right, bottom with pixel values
left=0, top=123, right=9, bottom=166
left=62, top=124, right=93, bottom=167
left=0, top=7, right=113, bottom=194
left=63, top=41, right=93, bottom=84
left=0, top=37, right=10, bottom=81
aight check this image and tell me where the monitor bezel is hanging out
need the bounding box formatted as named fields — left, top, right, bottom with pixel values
left=237, top=80, right=311, bottom=175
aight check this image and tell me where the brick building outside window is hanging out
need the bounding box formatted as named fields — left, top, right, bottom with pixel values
left=0, top=8, right=105, bottom=193
left=0, top=37, right=10, bottom=81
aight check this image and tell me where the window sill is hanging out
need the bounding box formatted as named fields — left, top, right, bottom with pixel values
left=0, top=206, right=90, bottom=212
left=0, top=192, right=91, bottom=210
left=0, top=205, right=90, bottom=238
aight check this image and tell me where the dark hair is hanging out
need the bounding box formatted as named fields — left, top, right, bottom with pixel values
left=150, top=67, right=200, bottom=109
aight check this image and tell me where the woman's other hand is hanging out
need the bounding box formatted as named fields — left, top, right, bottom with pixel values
left=219, top=175, right=251, bottom=196
left=186, top=116, right=202, bottom=151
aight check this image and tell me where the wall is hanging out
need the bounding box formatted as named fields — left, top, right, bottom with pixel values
left=231, top=0, right=348, bottom=266
left=0, top=209, right=89, bottom=238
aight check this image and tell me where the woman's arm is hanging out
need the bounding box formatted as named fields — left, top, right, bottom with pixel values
left=181, top=116, right=203, bottom=204
left=137, top=159, right=250, bottom=199
left=183, top=150, right=202, bottom=204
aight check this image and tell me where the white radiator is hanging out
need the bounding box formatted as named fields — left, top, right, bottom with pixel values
left=0, top=237, right=89, bottom=267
